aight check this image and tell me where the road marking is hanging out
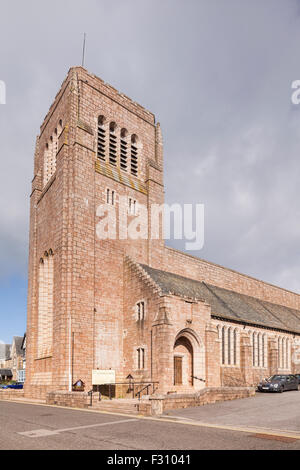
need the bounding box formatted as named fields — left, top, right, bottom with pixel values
left=18, top=418, right=138, bottom=438
left=161, top=414, right=300, bottom=437
left=6, top=399, right=300, bottom=442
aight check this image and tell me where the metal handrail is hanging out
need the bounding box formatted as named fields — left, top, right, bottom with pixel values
left=135, top=384, right=151, bottom=400
left=192, top=376, right=206, bottom=383
left=90, top=381, right=159, bottom=402
left=88, top=390, right=93, bottom=406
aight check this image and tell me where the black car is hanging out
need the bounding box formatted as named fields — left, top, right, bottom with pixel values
left=257, top=375, right=299, bottom=393
left=294, top=374, right=300, bottom=384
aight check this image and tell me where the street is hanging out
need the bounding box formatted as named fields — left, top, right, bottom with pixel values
left=0, top=391, right=300, bottom=450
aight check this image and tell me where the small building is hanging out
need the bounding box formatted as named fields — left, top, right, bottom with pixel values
left=0, top=369, right=12, bottom=382
left=17, top=334, right=26, bottom=383
left=0, top=344, right=11, bottom=369
left=10, top=336, right=25, bottom=381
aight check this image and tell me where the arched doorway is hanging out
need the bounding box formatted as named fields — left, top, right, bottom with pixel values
left=174, top=336, right=194, bottom=387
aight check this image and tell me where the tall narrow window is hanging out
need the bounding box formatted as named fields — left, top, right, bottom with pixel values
left=53, top=128, right=58, bottom=160
left=257, top=333, right=261, bottom=367
left=43, top=143, right=51, bottom=186
left=44, top=125, right=60, bottom=187
left=97, top=116, right=106, bottom=160
left=137, top=302, right=145, bottom=321
left=286, top=339, right=289, bottom=369
left=109, top=122, right=117, bottom=165
left=233, top=329, right=237, bottom=365
left=278, top=337, right=282, bottom=368
left=252, top=333, right=256, bottom=366
left=262, top=335, right=265, bottom=368
left=131, top=135, right=138, bottom=176
left=128, top=198, right=137, bottom=216
left=120, top=128, right=128, bottom=171
left=50, top=135, right=57, bottom=179
left=137, top=348, right=145, bottom=369
left=228, top=328, right=231, bottom=365
left=106, top=188, right=115, bottom=205
left=222, top=327, right=225, bottom=365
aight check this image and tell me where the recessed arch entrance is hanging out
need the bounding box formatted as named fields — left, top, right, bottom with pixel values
left=173, top=329, right=205, bottom=390
left=174, top=336, right=193, bottom=386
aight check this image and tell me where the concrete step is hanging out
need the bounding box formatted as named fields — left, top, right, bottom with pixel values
left=89, top=398, right=141, bottom=415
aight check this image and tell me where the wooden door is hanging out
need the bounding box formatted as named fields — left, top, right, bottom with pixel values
left=174, top=356, right=183, bottom=385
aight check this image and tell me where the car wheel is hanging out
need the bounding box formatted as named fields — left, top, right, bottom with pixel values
left=279, top=386, right=284, bottom=393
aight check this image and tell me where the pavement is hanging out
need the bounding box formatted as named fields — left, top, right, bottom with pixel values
left=165, top=389, right=300, bottom=434
left=0, top=391, right=300, bottom=450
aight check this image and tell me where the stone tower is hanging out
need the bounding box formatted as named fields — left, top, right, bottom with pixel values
left=25, top=67, right=164, bottom=398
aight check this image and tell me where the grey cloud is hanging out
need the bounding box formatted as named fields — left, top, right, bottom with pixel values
left=1, top=0, right=300, bottom=292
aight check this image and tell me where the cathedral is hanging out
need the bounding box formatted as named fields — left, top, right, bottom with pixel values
left=25, top=67, right=300, bottom=399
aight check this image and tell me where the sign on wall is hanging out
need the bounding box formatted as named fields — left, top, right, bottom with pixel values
left=92, top=369, right=116, bottom=385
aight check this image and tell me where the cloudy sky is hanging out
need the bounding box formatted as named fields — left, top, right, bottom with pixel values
left=1, top=0, right=300, bottom=343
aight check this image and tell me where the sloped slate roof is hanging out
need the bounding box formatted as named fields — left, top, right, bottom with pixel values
left=0, top=369, right=12, bottom=376
left=13, top=336, right=25, bottom=357
left=140, top=264, right=300, bottom=334
left=0, top=344, right=11, bottom=361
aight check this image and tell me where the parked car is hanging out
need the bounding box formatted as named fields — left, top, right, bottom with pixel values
left=7, top=383, right=23, bottom=390
left=294, top=374, right=300, bottom=384
left=257, top=375, right=299, bottom=393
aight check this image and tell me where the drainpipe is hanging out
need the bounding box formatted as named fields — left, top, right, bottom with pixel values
left=68, top=316, right=72, bottom=392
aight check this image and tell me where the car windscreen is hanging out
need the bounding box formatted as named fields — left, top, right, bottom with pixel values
left=268, top=375, right=286, bottom=381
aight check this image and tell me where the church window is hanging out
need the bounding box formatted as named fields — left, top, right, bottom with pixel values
left=137, top=348, right=145, bottom=369
left=252, top=332, right=256, bottom=366
left=221, top=327, right=225, bottom=365
left=106, top=188, right=115, bottom=205
left=233, top=329, right=237, bottom=365
left=109, top=122, right=117, bottom=166
left=97, top=116, right=106, bottom=160
left=228, top=328, right=231, bottom=365
left=278, top=337, right=283, bottom=368
left=131, top=135, right=138, bottom=176
left=286, top=338, right=290, bottom=369
left=137, top=302, right=145, bottom=321
left=129, top=198, right=137, bottom=216
left=262, top=334, right=266, bottom=367
left=120, top=128, right=128, bottom=171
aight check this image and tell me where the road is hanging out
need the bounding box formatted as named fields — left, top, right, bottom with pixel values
left=0, top=392, right=300, bottom=450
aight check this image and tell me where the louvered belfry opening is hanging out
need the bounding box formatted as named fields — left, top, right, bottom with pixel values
left=120, top=128, right=128, bottom=171
left=109, top=122, right=117, bottom=166
left=131, top=134, right=138, bottom=176
left=97, top=115, right=106, bottom=160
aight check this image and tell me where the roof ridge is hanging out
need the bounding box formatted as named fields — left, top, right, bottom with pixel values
left=166, top=246, right=300, bottom=300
